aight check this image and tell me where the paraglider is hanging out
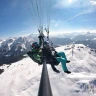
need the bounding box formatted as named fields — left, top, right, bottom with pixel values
left=27, top=41, right=60, bottom=73
left=25, top=0, right=71, bottom=73
left=25, top=1, right=54, bottom=95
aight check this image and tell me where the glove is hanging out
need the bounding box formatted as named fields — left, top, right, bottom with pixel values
left=38, top=62, right=42, bottom=65
left=52, top=51, right=55, bottom=56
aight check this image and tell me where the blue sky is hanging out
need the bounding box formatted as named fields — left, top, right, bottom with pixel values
left=0, top=0, right=96, bottom=38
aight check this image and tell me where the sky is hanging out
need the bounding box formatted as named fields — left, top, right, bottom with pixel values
left=0, top=0, right=96, bottom=38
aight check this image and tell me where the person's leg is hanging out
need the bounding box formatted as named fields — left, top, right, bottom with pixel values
left=56, top=57, right=68, bottom=71
left=50, top=62, right=60, bottom=73
left=57, top=52, right=67, bottom=61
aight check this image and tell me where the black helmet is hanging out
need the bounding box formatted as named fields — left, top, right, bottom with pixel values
left=32, top=42, right=39, bottom=48
left=44, top=41, right=49, bottom=48
left=44, top=41, right=49, bottom=45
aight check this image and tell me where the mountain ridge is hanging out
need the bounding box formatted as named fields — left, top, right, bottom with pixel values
left=0, top=32, right=96, bottom=65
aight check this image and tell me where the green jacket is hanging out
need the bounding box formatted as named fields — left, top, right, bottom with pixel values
left=31, top=48, right=42, bottom=63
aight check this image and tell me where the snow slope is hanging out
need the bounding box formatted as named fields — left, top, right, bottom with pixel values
left=0, top=44, right=96, bottom=96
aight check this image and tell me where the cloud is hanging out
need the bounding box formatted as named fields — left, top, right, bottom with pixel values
left=55, top=0, right=96, bottom=13
left=50, top=20, right=63, bottom=28
left=90, top=0, right=96, bottom=5
left=55, top=0, right=89, bottom=8
left=72, top=28, right=96, bottom=33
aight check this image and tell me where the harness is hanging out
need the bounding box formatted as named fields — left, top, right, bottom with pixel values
left=27, top=51, right=41, bottom=64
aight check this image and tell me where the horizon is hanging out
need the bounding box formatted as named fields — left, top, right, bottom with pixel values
left=0, top=31, right=96, bottom=40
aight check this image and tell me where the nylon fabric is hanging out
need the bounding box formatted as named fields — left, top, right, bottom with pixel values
left=56, top=52, right=68, bottom=71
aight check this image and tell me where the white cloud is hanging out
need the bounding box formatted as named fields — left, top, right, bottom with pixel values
left=55, top=0, right=90, bottom=8
left=54, top=0, right=77, bottom=8
left=73, top=29, right=96, bottom=33
left=50, top=20, right=63, bottom=28
left=50, top=27, right=96, bottom=36
left=90, top=0, right=96, bottom=5
left=55, top=0, right=96, bottom=13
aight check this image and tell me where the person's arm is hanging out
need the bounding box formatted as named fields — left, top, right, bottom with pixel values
left=38, top=32, right=45, bottom=48
left=38, top=36, right=42, bottom=47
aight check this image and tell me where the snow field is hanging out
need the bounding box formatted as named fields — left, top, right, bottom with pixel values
left=0, top=44, right=96, bottom=96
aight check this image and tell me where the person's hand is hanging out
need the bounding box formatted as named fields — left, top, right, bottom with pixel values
left=52, top=51, right=55, bottom=56
left=38, top=62, right=42, bottom=65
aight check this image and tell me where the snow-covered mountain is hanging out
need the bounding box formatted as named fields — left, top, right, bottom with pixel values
left=0, top=34, right=72, bottom=65
left=0, top=44, right=96, bottom=96
left=0, top=39, right=4, bottom=46
left=51, top=32, right=96, bottom=49
left=71, top=32, right=96, bottom=41
left=0, top=32, right=96, bottom=65
left=0, top=36, right=34, bottom=65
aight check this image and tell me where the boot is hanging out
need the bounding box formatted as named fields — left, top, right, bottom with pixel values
left=55, top=69, right=60, bottom=73
left=64, top=70, right=71, bottom=74
left=53, top=68, right=60, bottom=73
left=66, top=60, right=70, bottom=63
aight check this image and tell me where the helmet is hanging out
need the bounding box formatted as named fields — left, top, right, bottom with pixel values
left=32, top=42, right=39, bottom=48
left=44, top=41, right=49, bottom=45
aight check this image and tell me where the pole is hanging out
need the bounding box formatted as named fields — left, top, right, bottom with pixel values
left=38, top=31, right=53, bottom=96
left=38, top=59, right=53, bottom=96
